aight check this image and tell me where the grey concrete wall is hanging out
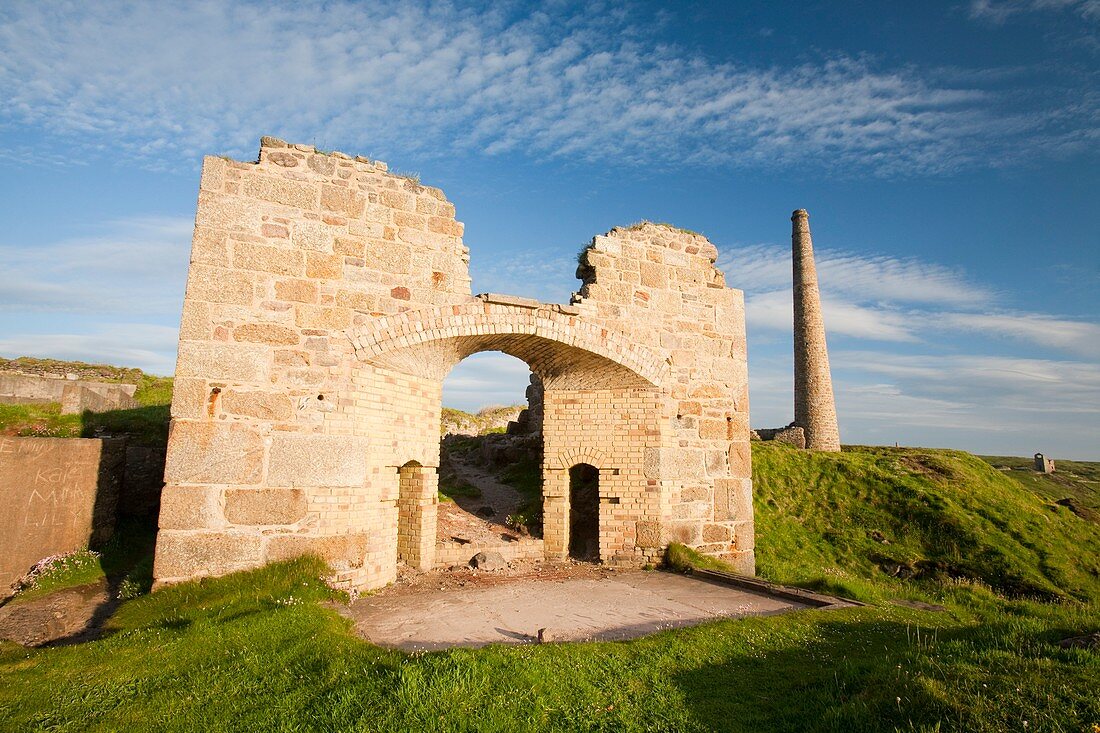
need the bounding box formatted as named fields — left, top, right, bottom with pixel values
left=0, top=372, right=138, bottom=415
left=0, top=437, right=125, bottom=590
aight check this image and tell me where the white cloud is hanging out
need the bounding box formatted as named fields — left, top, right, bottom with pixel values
left=443, top=351, right=532, bottom=411
left=823, top=350, right=1100, bottom=457
left=969, top=0, right=1100, bottom=22
left=939, top=311, right=1100, bottom=359
left=0, top=1, right=1092, bottom=175
left=0, top=216, right=192, bottom=315
left=469, top=251, right=580, bottom=304
left=723, top=242, right=1100, bottom=361
left=0, top=324, right=180, bottom=375
left=720, top=242, right=993, bottom=306
left=746, top=289, right=918, bottom=342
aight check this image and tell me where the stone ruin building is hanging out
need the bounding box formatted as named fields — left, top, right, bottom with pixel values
left=1034, top=453, right=1055, bottom=473
left=153, top=137, right=756, bottom=592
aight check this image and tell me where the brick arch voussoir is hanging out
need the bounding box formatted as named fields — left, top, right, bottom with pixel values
left=554, top=446, right=608, bottom=471
left=350, top=303, right=667, bottom=387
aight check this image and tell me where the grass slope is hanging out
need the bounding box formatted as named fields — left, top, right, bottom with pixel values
left=0, top=357, right=172, bottom=446
left=1, top=445, right=1098, bottom=732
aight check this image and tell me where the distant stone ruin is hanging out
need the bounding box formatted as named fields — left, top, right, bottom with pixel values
left=153, top=137, right=755, bottom=592
left=0, top=370, right=138, bottom=415
left=1035, top=453, right=1055, bottom=473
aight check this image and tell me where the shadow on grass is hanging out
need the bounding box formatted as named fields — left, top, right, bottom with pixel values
left=672, top=618, right=954, bottom=732
left=45, top=515, right=159, bottom=647
left=81, top=404, right=170, bottom=447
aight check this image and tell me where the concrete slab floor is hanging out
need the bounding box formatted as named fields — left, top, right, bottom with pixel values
left=339, top=570, right=810, bottom=651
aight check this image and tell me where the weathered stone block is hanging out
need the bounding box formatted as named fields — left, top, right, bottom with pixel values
left=635, top=521, right=662, bottom=548
left=243, top=175, right=317, bottom=210
left=274, top=279, right=319, bottom=303
left=232, top=323, right=300, bottom=346
left=176, top=342, right=269, bottom=382
left=364, top=240, right=412, bottom=273
left=185, top=264, right=253, bottom=305
left=199, top=156, right=227, bottom=192
left=305, top=252, right=342, bottom=279
left=292, top=220, right=334, bottom=252
left=267, top=434, right=370, bottom=487
left=191, top=227, right=229, bottom=266
left=170, top=377, right=207, bottom=419
left=154, top=531, right=265, bottom=579
left=221, top=390, right=293, bottom=421
left=225, top=488, right=307, bottom=525
left=733, top=520, right=755, bottom=551
left=295, top=304, right=351, bottom=330
left=666, top=521, right=702, bottom=545
left=266, top=532, right=370, bottom=567
left=159, top=485, right=223, bottom=530
left=164, top=421, right=265, bottom=485
left=702, top=523, right=732, bottom=543
left=727, top=441, right=751, bottom=477
left=233, top=242, right=303, bottom=276
left=643, top=447, right=706, bottom=480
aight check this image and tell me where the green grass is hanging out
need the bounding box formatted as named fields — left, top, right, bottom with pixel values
left=5, top=519, right=158, bottom=605
left=752, top=444, right=1100, bottom=604
left=1, top=445, right=1098, bottom=731
left=0, top=359, right=172, bottom=446
left=982, top=454, right=1100, bottom=517
left=498, top=455, right=543, bottom=532
left=0, top=402, right=83, bottom=438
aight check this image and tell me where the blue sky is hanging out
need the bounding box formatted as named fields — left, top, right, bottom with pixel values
left=1, top=1, right=1097, bottom=458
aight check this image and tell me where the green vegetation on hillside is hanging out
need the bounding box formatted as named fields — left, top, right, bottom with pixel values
left=0, top=357, right=172, bottom=446
left=982, top=454, right=1100, bottom=519
left=752, top=444, right=1100, bottom=603
left=1, top=444, right=1097, bottom=732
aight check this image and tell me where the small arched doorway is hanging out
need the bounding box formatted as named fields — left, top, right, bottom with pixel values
left=568, top=463, right=600, bottom=561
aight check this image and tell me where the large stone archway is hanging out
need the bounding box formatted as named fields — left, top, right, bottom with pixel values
left=154, top=137, right=754, bottom=592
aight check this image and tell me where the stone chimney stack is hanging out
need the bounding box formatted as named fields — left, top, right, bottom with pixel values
left=791, top=209, right=841, bottom=452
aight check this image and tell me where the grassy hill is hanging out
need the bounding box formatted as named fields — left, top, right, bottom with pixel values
left=1, top=444, right=1098, bottom=731
left=0, top=356, right=173, bottom=446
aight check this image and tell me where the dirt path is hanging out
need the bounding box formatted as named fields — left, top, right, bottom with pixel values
left=436, top=454, right=530, bottom=546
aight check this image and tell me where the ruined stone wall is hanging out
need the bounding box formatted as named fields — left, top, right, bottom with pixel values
left=0, top=372, right=138, bottom=414
left=541, top=388, right=664, bottom=564
left=155, top=139, right=754, bottom=590
left=572, top=224, right=754, bottom=571
left=157, top=138, right=471, bottom=588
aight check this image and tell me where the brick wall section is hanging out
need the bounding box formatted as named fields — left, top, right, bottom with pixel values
left=791, top=210, right=841, bottom=452
left=154, top=138, right=754, bottom=591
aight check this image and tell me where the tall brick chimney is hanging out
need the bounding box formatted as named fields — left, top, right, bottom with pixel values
left=791, top=209, right=841, bottom=451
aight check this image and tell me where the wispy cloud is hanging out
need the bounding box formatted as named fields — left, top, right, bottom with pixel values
left=745, top=289, right=918, bottom=342
left=0, top=1, right=1093, bottom=175
left=721, top=243, right=993, bottom=306
left=0, top=324, right=180, bottom=376
left=969, top=0, right=1100, bottom=23
left=722, top=241, right=1100, bottom=361
left=940, top=311, right=1100, bottom=359
left=0, top=216, right=192, bottom=315
left=443, top=351, right=532, bottom=411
